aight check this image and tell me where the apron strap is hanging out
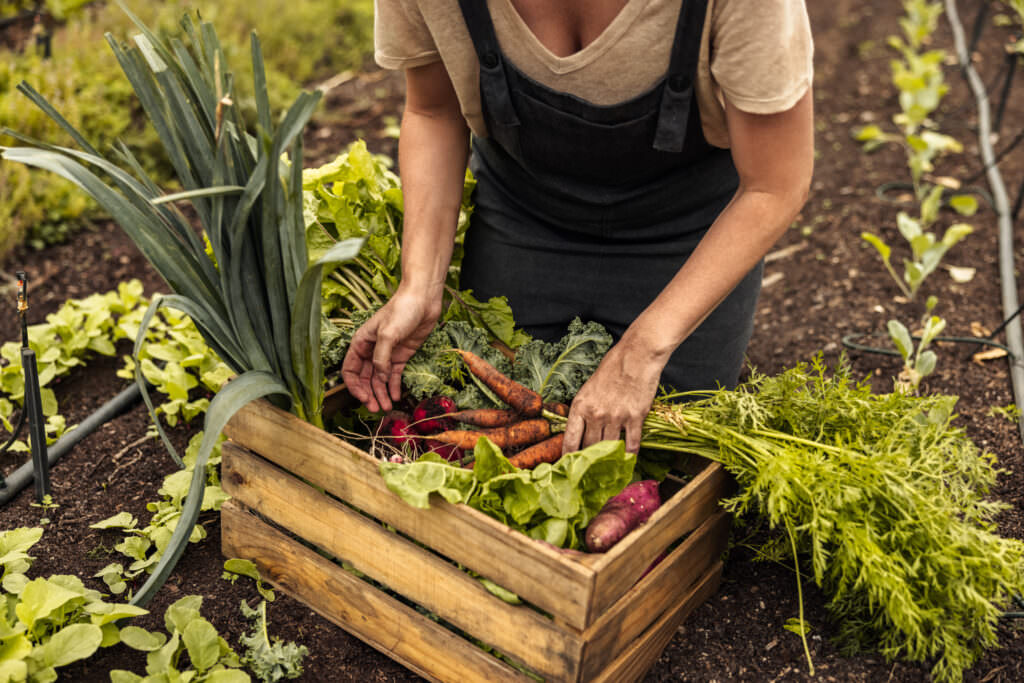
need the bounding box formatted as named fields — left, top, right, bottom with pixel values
left=456, top=0, right=521, bottom=129
left=653, top=0, right=711, bottom=153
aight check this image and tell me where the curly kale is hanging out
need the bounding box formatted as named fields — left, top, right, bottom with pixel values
left=511, top=318, right=613, bottom=404
left=239, top=600, right=308, bottom=683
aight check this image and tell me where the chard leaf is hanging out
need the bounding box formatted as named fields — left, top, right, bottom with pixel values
left=512, top=318, right=613, bottom=404
left=379, top=458, right=477, bottom=509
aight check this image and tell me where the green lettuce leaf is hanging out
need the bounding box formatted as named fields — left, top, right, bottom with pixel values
left=380, top=438, right=635, bottom=550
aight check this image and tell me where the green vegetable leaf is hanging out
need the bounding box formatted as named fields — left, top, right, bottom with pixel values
left=183, top=618, right=221, bottom=672
left=379, top=459, right=477, bottom=509
left=41, top=623, right=102, bottom=668
left=512, top=318, right=613, bottom=403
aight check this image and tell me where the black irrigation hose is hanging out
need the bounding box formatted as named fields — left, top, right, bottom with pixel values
left=0, top=382, right=142, bottom=506
left=946, top=0, right=1024, bottom=444
left=841, top=332, right=1015, bottom=358
left=0, top=406, right=28, bottom=455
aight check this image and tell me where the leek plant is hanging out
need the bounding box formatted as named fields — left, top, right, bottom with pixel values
left=0, top=4, right=361, bottom=605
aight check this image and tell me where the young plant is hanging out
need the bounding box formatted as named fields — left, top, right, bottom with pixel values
left=860, top=185, right=974, bottom=300
left=0, top=527, right=149, bottom=681
left=112, top=595, right=249, bottom=682
left=1, top=5, right=361, bottom=606
left=90, top=432, right=229, bottom=595
left=238, top=600, right=308, bottom=683
left=887, top=313, right=946, bottom=394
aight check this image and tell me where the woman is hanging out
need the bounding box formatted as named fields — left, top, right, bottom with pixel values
left=342, top=0, right=815, bottom=455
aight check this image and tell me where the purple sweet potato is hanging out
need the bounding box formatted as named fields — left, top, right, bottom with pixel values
left=584, top=480, right=662, bottom=553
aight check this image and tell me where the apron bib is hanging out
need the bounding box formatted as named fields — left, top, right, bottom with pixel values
left=456, top=0, right=762, bottom=391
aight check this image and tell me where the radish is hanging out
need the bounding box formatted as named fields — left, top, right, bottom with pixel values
left=584, top=480, right=662, bottom=552
left=422, top=438, right=463, bottom=462
left=377, top=410, right=416, bottom=448
left=412, top=395, right=458, bottom=434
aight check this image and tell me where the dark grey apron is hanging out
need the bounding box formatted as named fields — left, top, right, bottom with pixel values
left=456, top=0, right=762, bottom=392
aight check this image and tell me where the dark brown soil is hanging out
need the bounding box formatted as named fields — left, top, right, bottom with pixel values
left=2, top=0, right=1024, bottom=681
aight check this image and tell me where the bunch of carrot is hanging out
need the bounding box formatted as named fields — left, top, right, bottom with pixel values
left=433, top=350, right=569, bottom=469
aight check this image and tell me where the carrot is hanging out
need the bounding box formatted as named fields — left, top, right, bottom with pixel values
left=543, top=402, right=569, bottom=417
left=507, top=433, right=566, bottom=470
left=431, top=418, right=551, bottom=451
left=453, top=349, right=543, bottom=416
left=449, top=408, right=521, bottom=428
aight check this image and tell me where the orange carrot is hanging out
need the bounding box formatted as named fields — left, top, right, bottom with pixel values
left=449, top=408, right=521, bottom=428
left=507, top=433, right=566, bottom=469
left=431, top=418, right=551, bottom=451
left=453, top=349, right=543, bottom=416
left=543, top=402, right=569, bottom=417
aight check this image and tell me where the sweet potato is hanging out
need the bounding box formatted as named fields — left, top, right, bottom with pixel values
left=584, top=480, right=662, bottom=552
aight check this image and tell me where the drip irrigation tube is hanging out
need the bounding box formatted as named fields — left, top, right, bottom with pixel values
left=945, top=0, right=1024, bottom=443
left=0, top=382, right=141, bottom=505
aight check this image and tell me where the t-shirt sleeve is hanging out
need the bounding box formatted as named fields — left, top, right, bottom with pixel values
left=374, top=0, right=441, bottom=70
left=709, top=0, right=814, bottom=114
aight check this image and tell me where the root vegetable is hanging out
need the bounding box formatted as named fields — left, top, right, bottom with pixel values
left=423, top=438, right=463, bottom=462
left=543, top=402, right=569, bottom=417
left=412, top=395, right=458, bottom=434
left=584, top=480, right=662, bottom=552
left=377, top=411, right=416, bottom=448
left=449, top=408, right=521, bottom=428
left=453, top=349, right=543, bottom=416
left=431, top=418, right=552, bottom=451
left=507, top=433, right=566, bottom=470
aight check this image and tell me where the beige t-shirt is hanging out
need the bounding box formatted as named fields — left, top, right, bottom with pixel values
left=374, top=0, right=813, bottom=148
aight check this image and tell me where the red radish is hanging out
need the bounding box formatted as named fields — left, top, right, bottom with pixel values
left=412, top=395, right=458, bottom=434
left=423, top=438, right=463, bottom=462
left=377, top=410, right=416, bottom=447
left=584, top=480, right=662, bottom=552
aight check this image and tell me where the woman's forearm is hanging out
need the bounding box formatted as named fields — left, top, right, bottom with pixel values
left=396, top=63, right=472, bottom=303
left=622, top=186, right=808, bottom=362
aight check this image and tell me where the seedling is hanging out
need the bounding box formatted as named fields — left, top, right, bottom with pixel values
left=888, top=314, right=946, bottom=393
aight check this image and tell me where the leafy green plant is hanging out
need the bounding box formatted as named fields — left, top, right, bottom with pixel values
left=305, top=143, right=531, bottom=352
left=0, top=279, right=150, bottom=451
left=0, top=527, right=150, bottom=681
left=112, top=595, right=249, bottom=683
left=238, top=600, right=307, bottom=683
left=90, top=432, right=229, bottom=595
left=860, top=185, right=974, bottom=300
left=118, top=305, right=234, bottom=428
left=639, top=357, right=1024, bottom=682
left=854, top=0, right=975, bottom=306
left=2, top=5, right=362, bottom=606
left=887, top=313, right=946, bottom=393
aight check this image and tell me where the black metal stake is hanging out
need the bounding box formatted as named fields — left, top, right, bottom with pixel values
left=21, top=347, right=50, bottom=502
left=14, top=271, right=50, bottom=502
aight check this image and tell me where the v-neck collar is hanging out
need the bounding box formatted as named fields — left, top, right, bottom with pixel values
left=491, top=0, right=651, bottom=75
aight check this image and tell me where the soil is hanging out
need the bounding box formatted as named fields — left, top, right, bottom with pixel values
left=2, top=0, right=1024, bottom=681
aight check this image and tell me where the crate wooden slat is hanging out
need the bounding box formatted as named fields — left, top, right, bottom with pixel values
left=222, top=399, right=730, bottom=682
left=221, top=501, right=531, bottom=683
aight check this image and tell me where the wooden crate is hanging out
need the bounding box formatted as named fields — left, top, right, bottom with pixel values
left=221, top=400, right=731, bottom=683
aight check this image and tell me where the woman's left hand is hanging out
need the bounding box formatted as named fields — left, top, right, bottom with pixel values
left=561, top=333, right=669, bottom=455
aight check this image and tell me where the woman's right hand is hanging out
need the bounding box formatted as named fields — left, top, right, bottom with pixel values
left=341, top=287, right=442, bottom=413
